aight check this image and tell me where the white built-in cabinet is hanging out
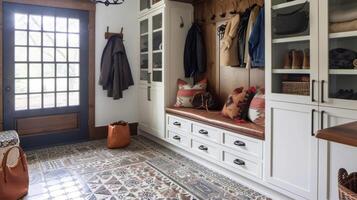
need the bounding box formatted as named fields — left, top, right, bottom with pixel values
left=266, top=1, right=357, bottom=199
left=138, top=1, right=193, bottom=138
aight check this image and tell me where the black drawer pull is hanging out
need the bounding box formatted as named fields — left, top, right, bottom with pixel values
left=199, top=129, right=208, bottom=135
left=234, top=140, right=246, bottom=146
left=173, top=135, right=181, bottom=140
left=173, top=122, right=181, bottom=126
left=234, top=159, right=245, bottom=166
left=198, top=145, right=208, bottom=151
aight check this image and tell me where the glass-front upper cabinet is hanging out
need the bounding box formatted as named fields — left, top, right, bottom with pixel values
left=268, top=0, right=319, bottom=104
left=140, top=0, right=150, bottom=12
left=152, top=13, right=163, bottom=82
left=140, top=19, right=149, bottom=81
left=319, top=0, right=357, bottom=109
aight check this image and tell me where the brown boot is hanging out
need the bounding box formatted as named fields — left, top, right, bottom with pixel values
left=292, top=50, right=303, bottom=69
left=283, top=50, right=292, bottom=69
left=303, top=49, right=310, bottom=69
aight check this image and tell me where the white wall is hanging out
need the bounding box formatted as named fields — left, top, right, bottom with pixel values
left=95, top=1, right=139, bottom=126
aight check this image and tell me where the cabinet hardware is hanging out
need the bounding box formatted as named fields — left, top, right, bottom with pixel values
left=234, top=159, right=245, bottom=166
left=198, top=145, right=208, bottom=151
left=147, top=72, right=151, bottom=84
left=173, top=135, right=181, bottom=140
left=311, top=109, right=316, bottom=136
left=147, top=86, right=151, bottom=101
left=173, top=122, right=181, bottom=126
left=321, top=111, right=326, bottom=130
left=199, top=129, right=208, bottom=135
left=234, top=140, right=246, bottom=146
left=321, top=80, right=325, bottom=103
left=311, top=80, right=316, bottom=102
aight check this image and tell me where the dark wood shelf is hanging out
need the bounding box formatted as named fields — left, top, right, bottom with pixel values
left=316, top=122, right=357, bottom=147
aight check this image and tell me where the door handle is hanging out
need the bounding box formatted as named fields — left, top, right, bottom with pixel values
left=321, top=110, right=326, bottom=130
left=147, top=86, right=151, bottom=101
left=234, top=140, right=246, bottom=146
left=321, top=80, right=325, bottom=103
left=234, top=159, right=245, bottom=166
left=311, top=109, right=316, bottom=136
left=311, top=80, right=316, bottom=102
left=147, top=72, right=151, bottom=84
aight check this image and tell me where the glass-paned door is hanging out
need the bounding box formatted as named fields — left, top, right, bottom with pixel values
left=152, top=13, right=163, bottom=82
left=140, top=19, right=149, bottom=81
left=3, top=3, right=89, bottom=148
left=327, top=0, right=357, bottom=102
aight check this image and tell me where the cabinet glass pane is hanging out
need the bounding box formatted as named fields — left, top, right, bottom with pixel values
left=140, top=70, right=148, bottom=81
left=328, top=0, right=357, bottom=101
left=140, top=0, right=150, bottom=11
left=153, top=31, right=162, bottom=51
left=152, top=0, right=162, bottom=6
left=153, top=71, right=162, bottom=82
left=140, top=53, right=148, bottom=69
left=153, top=14, right=162, bottom=30
left=140, top=19, right=148, bottom=34
left=153, top=52, right=162, bottom=69
left=140, top=35, right=148, bottom=53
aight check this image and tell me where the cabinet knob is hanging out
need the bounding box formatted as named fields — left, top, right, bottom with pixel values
left=234, top=140, right=246, bottom=147
left=234, top=159, right=245, bottom=166
left=198, top=145, right=208, bottom=151
left=199, top=129, right=208, bottom=135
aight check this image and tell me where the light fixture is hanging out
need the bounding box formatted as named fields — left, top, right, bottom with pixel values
left=93, top=0, right=125, bottom=6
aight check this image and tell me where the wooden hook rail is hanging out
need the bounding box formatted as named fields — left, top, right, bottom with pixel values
left=105, top=26, right=124, bottom=39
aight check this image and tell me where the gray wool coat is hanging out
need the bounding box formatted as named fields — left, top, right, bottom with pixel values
left=99, top=36, right=134, bottom=99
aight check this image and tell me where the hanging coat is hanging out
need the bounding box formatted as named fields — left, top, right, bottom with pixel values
left=245, top=5, right=261, bottom=69
left=220, top=15, right=240, bottom=67
left=99, top=35, right=134, bottom=99
left=237, top=6, right=252, bottom=68
left=184, top=23, right=207, bottom=78
left=249, top=8, right=265, bottom=68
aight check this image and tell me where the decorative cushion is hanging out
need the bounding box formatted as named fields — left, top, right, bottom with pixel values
left=248, top=88, right=265, bottom=126
left=174, top=79, right=207, bottom=108
left=222, top=87, right=256, bottom=120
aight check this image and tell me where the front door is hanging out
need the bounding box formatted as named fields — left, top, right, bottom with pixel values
left=3, top=3, right=89, bottom=149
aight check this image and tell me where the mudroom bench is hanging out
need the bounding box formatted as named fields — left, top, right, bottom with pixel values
left=165, top=107, right=265, bottom=179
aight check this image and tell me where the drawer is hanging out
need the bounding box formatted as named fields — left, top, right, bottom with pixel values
left=191, top=138, right=221, bottom=161
left=223, top=132, right=263, bottom=159
left=167, top=130, right=190, bottom=148
left=192, top=123, right=221, bottom=143
left=167, top=115, right=191, bottom=132
left=223, top=151, right=262, bottom=178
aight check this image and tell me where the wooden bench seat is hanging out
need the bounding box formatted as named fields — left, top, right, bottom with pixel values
left=166, top=107, right=265, bottom=140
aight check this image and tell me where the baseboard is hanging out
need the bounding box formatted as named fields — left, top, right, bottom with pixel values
left=92, top=122, right=138, bottom=140
left=139, top=130, right=293, bottom=200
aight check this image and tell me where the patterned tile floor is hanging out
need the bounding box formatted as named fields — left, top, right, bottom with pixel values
left=23, top=136, right=271, bottom=200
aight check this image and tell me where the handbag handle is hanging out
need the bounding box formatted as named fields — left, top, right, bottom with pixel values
left=1, top=146, right=27, bottom=183
left=274, top=1, right=308, bottom=16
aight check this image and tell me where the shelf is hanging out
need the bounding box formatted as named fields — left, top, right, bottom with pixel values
left=153, top=50, right=162, bottom=53
left=140, top=32, right=148, bottom=36
left=272, top=35, right=310, bottom=44
left=273, top=69, right=310, bottom=74
left=329, top=30, right=357, bottom=39
left=153, top=28, right=162, bottom=33
left=272, top=0, right=308, bottom=10
left=140, top=51, right=148, bottom=54
left=317, top=121, right=357, bottom=147
left=329, top=69, right=357, bottom=75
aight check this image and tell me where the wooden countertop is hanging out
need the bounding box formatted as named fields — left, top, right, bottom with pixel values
left=316, top=122, right=357, bottom=147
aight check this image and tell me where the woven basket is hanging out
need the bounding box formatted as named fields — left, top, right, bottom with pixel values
left=339, top=168, right=357, bottom=200
left=282, top=81, right=310, bottom=96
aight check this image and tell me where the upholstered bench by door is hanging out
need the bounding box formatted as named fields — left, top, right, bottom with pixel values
left=0, top=130, right=20, bottom=166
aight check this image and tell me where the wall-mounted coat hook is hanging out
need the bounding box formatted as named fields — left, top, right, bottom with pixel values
left=105, top=26, right=124, bottom=39
left=180, top=16, right=184, bottom=28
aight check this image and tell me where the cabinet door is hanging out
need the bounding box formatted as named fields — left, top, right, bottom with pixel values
left=265, top=101, right=318, bottom=199
left=138, top=85, right=151, bottom=133
left=318, top=107, right=357, bottom=200
left=140, top=18, right=149, bottom=82
left=319, top=0, right=357, bottom=110
left=151, top=12, right=163, bottom=84
left=150, top=86, right=165, bottom=138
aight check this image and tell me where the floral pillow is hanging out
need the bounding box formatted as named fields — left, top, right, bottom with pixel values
left=222, top=87, right=256, bottom=120
left=174, top=79, right=207, bottom=108
left=248, top=88, right=265, bottom=126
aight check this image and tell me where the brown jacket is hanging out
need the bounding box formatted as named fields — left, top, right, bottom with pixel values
left=99, top=36, right=134, bottom=99
left=220, top=15, right=240, bottom=67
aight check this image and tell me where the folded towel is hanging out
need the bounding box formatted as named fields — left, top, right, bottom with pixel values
left=330, top=19, right=357, bottom=33
left=330, top=4, right=357, bottom=23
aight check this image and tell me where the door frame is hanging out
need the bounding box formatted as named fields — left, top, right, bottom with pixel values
left=0, top=0, right=96, bottom=139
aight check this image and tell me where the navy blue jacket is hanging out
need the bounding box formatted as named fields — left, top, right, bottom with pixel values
left=249, top=8, right=265, bottom=68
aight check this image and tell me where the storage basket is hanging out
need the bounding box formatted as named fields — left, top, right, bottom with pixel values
left=282, top=81, right=310, bottom=96
left=339, top=168, right=357, bottom=200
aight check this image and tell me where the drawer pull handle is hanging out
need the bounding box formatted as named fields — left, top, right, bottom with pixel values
left=173, top=135, right=181, bottom=140
left=234, top=159, right=245, bottom=166
left=234, top=140, right=246, bottom=146
left=198, top=145, right=208, bottom=151
left=173, top=122, right=181, bottom=126
left=199, top=129, right=208, bottom=135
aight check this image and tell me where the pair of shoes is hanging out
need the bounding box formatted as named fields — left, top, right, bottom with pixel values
left=283, top=49, right=310, bottom=69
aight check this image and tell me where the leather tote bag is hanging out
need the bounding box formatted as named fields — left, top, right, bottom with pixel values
left=0, top=146, right=29, bottom=200
left=107, top=121, right=131, bottom=149
left=273, top=2, right=309, bottom=35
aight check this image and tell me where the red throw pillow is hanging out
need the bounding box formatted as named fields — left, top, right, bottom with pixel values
left=248, top=88, right=265, bottom=126
left=222, top=87, right=256, bottom=120
left=174, top=79, right=207, bottom=108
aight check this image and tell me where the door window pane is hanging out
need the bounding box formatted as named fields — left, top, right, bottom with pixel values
left=44, top=64, right=55, bottom=77
left=68, top=34, right=79, bottom=47
left=56, top=92, right=67, bottom=107
left=15, top=47, right=27, bottom=61
left=29, top=31, right=41, bottom=46
left=43, top=32, right=55, bottom=46
left=56, top=48, right=67, bottom=62
left=15, top=95, right=28, bottom=110
left=15, top=79, right=27, bottom=94
left=15, top=64, right=28, bottom=78
left=56, top=17, right=67, bottom=32
left=15, top=14, right=27, bottom=30
left=68, top=19, right=79, bottom=33
left=29, top=63, right=42, bottom=77
left=69, top=64, right=79, bottom=77
left=29, top=79, right=42, bottom=93
left=29, top=47, right=41, bottom=62
left=68, top=49, right=79, bottom=62
left=43, top=78, right=55, bottom=92
left=29, top=15, right=41, bottom=31
left=56, top=64, right=67, bottom=77
left=29, top=94, right=42, bottom=109
left=56, top=78, right=67, bottom=91
left=15, top=31, right=27, bottom=45
left=43, top=48, right=54, bottom=62
left=56, top=33, right=67, bottom=47
left=43, top=93, right=55, bottom=108
left=69, top=92, right=79, bottom=106
left=43, top=16, right=55, bottom=31
left=69, top=78, right=79, bottom=91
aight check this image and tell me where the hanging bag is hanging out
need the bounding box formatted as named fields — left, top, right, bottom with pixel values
left=0, top=146, right=29, bottom=200
left=273, top=2, right=309, bottom=35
